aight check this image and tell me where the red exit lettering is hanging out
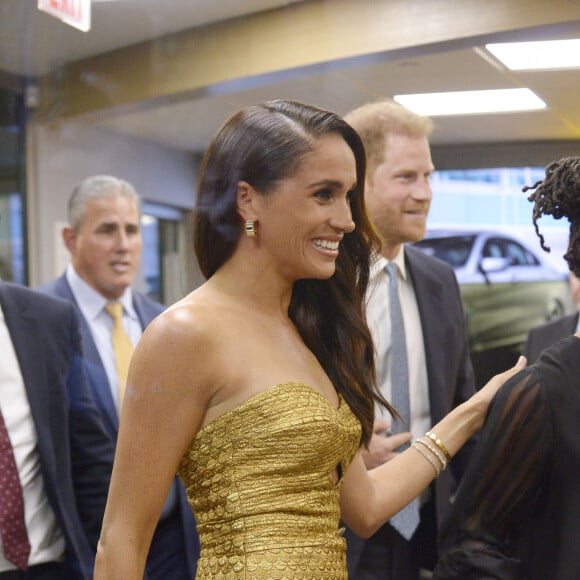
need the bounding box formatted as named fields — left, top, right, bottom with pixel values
left=48, top=0, right=83, bottom=20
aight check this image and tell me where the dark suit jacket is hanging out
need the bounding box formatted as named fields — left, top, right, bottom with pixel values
left=525, top=312, right=578, bottom=364
left=38, top=274, right=199, bottom=578
left=405, top=245, right=477, bottom=520
left=346, top=246, right=477, bottom=568
left=0, top=282, right=115, bottom=579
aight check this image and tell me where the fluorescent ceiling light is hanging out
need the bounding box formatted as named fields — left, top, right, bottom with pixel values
left=486, top=39, right=580, bottom=70
left=394, top=88, right=546, bottom=116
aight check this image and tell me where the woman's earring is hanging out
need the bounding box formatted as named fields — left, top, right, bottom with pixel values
left=245, top=219, right=257, bottom=238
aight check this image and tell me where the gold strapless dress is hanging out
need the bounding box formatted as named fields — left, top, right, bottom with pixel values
left=178, top=382, right=361, bottom=579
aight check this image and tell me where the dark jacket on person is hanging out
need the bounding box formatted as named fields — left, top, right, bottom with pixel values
left=0, top=281, right=115, bottom=579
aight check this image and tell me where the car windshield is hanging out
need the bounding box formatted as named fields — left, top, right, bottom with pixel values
left=414, top=235, right=476, bottom=267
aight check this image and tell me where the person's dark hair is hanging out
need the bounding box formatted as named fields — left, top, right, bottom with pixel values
left=525, top=156, right=580, bottom=278
left=193, top=99, right=394, bottom=443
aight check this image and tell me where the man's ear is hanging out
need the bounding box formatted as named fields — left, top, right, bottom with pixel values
left=62, top=226, right=77, bottom=254
left=236, top=181, right=258, bottom=222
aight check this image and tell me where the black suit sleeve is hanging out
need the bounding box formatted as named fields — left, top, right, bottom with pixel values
left=525, top=325, right=552, bottom=365
left=449, top=268, right=478, bottom=482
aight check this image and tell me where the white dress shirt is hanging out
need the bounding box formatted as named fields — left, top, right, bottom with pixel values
left=366, top=247, right=431, bottom=441
left=0, top=305, right=65, bottom=572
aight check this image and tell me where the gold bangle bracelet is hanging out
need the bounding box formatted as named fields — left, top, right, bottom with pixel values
left=411, top=442, right=441, bottom=478
left=425, top=431, right=452, bottom=462
left=415, top=438, right=447, bottom=471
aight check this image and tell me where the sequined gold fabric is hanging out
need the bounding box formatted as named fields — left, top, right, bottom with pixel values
left=178, top=382, right=361, bottom=579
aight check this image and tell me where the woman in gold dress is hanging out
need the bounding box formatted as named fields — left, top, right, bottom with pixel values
left=94, top=100, right=524, bottom=579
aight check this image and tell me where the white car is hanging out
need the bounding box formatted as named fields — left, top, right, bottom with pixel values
left=412, top=230, right=574, bottom=358
left=413, top=230, right=566, bottom=285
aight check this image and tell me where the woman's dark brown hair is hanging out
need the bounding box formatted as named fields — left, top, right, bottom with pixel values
left=524, top=156, right=580, bottom=277
left=193, top=99, right=394, bottom=443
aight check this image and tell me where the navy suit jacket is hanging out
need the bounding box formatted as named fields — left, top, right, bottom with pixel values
left=38, top=274, right=199, bottom=578
left=525, top=312, right=578, bottom=364
left=0, top=282, right=115, bottom=579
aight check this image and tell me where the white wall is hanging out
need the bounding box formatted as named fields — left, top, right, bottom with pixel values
left=27, top=121, right=198, bottom=287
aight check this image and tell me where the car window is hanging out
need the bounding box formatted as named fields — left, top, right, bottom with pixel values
left=504, top=240, right=540, bottom=266
left=482, top=238, right=504, bottom=258
left=505, top=240, right=526, bottom=265
left=414, top=235, right=474, bottom=267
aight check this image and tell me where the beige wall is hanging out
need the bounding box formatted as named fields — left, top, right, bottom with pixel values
left=26, top=121, right=198, bottom=286
left=36, top=0, right=580, bottom=121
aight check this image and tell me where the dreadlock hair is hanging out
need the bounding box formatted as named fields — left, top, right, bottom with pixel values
left=524, top=156, right=580, bottom=277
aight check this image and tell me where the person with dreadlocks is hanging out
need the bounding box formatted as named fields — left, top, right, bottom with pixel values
left=525, top=157, right=580, bottom=362
left=433, top=156, right=580, bottom=580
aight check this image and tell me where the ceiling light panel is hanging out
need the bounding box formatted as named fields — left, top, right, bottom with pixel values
left=485, top=39, right=580, bottom=71
left=394, top=88, right=547, bottom=116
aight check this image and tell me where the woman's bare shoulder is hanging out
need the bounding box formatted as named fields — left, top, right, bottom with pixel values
left=147, top=288, right=222, bottom=342
left=133, top=288, right=228, bottom=384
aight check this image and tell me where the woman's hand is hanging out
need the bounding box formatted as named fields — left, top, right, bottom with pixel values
left=465, top=355, right=527, bottom=431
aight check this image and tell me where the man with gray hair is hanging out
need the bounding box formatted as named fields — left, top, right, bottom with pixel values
left=39, top=175, right=199, bottom=578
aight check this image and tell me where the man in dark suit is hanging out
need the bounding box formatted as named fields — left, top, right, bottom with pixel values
left=0, top=281, right=114, bottom=578
left=343, top=101, right=477, bottom=579
left=38, top=175, right=199, bottom=579
left=526, top=272, right=580, bottom=363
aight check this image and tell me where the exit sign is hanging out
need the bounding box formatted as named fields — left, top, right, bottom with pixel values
left=38, top=0, right=91, bottom=32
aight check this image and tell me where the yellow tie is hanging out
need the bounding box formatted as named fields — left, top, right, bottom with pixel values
left=105, top=302, right=134, bottom=406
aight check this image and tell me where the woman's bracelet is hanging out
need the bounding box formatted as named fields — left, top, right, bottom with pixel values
left=411, top=441, right=442, bottom=478
left=425, top=431, right=452, bottom=462
left=415, top=437, right=447, bottom=471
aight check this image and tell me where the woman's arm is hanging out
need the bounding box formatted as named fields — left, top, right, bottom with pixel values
left=340, top=357, right=526, bottom=536
left=94, top=303, right=215, bottom=579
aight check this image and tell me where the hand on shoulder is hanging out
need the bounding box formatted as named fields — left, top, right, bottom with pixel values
left=465, top=355, right=527, bottom=430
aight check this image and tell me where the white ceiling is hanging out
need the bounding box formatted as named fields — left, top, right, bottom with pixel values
left=1, top=0, right=580, bottom=152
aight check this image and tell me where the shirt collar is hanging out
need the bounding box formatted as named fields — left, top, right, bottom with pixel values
left=370, top=246, right=408, bottom=281
left=66, top=264, right=137, bottom=321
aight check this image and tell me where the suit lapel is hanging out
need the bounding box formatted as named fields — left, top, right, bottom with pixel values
left=132, top=291, right=161, bottom=329
left=53, top=276, right=120, bottom=437
left=132, top=292, right=148, bottom=329
left=406, top=248, right=445, bottom=353
left=405, top=248, right=448, bottom=419
left=0, top=285, right=54, bottom=464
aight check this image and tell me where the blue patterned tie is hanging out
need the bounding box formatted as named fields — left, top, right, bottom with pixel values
left=385, top=262, right=420, bottom=540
